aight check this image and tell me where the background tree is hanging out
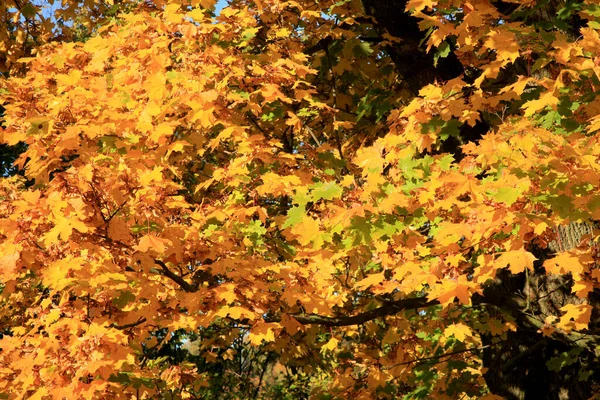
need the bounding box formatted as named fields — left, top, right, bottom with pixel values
left=1, top=0, right=599, bottom=399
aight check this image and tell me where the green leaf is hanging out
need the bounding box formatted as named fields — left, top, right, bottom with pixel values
left=283, top=206, right=305, bottom=229
left=547, top=194, right=574, bottom=217
left=579, top=369, right=593, bottom=381
left=346, top=216, right=372, bottom=246
left=240, top=27, right=259, bottom=42
left=113, top=291, right=136, bottom=309
left=20, top=3, right=38, bottom=18
left=434, top=41, right=451, bottom=67
left=438, top=119, right=461, bottom=141
left=438, top=154, right=454, bottom=171
left=546, top=349, right=579, bottom=372
left=398, top=156, right=421, bottom=181
left=587, top=196, right=600, bottom=212
left=539, top=110, right=561, bottom=129
left=297, top=107, right=318, bottom=117
left=312, top=181, right=343, bottom=201
left=354, top=41, right=374, bottom=57
left=589, top=20, right=600, bottom=29
left=242, top=220, right=267, bottom=246
left=165, top=70, right=179, bottom=81
left=131, top=221, right=162, bottom=234
left=556, top=2, right=581, bottom=19
left=494, top=187, right=522, bottom=206
left=132, top=377, right=155, bottom=389
left=109, top=372, right=132, bottom=384
left=584, top=4, right=600, bottom=17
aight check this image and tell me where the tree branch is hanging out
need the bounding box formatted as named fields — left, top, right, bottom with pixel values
left=110, top=317, right=147, bottom=330
left=501, top=338, right=547, bottom=372
left=385, top=344, right=494, bottom=369
left=154, top=259, right=197, bottom=293
left=286, top=297, right=439, bottom=327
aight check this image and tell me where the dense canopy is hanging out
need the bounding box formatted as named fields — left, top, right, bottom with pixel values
left=1, top=0, right=600, bottom=399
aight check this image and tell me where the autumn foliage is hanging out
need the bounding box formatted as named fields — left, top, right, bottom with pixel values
left=1, top=0, right=600, bottom=398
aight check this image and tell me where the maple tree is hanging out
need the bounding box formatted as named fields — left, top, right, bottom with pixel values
left=1, top=0, right=600, bottom=398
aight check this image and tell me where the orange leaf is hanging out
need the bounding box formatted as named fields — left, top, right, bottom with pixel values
left=355, top=272, right=385, bottom=290
left=428, top=276, right=477, bottom=306
left=543, top=252, right=587, bottom=275
left=248, top=321, right=279, bottom=346
left=557, top=304, right=592, bottom=332
left=136, top=235, right=170, bottom=253
left=496, top=249, right=536, bottom=274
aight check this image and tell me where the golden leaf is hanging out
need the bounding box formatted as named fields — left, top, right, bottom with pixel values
left=444, top=323, right=472, bottom=342
left=320, top=337, right=339, bottom=353
left=248, top=321, right=279, bottom=346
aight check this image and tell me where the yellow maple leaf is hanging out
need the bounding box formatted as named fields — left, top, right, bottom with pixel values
left=434, top=222, right=465, bottom=247
left=444, top=323, right=472, bottom=342
left=407, top=0, right=438, bottom=13
left=256, top=172, right=301, bottom=197
left=146, top=73, right=167, bottom=101
left=522, top=90, right=559, bottom=117
left=0, top=245, right=20, bottom=277
left=355, top=272, right=385, bottom=290
left=28, top=388, right=49, bottom=400
left=496, top=249, right=536, bottom=274
left=533, top=221, right=549, bottom=235
left=139, top=167, right=164, bottom=186
left=571, top=278, right=594, bottom=298
left=42, top=258, right=78, bottom=291
left=485, top=30, right=519, bottom=63
left=214, top=283, right=237, bottom=304
left=320, top=337, right=339, bottom=353
left=170, top=315, right=200, bottom=331
left=258, top=83, right=290, bottom=103
left=21, top=190, right=41, bottom=204
left=500, top=76, right=534, bottom=96
left=150, top=123, right=174, bottom=144
left=164, top=3, right=183, bottom=23
left=274, top=27, right=291, bottom=38
left=291, top=216, right=320, bottom=246
left=44, top=308, right=62, bottom=325
left=190, top=107, right=215, bottom=128
left=215, top=306, right=255, bottom=320
left=43, top=217, right=85, bottom=246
